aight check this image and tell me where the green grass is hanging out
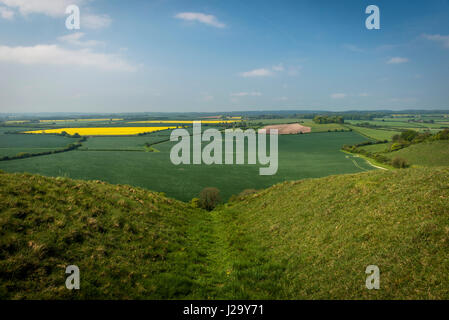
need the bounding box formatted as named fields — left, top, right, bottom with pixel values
left=0, top=134, right=78, bottom=157
left=0, top=132, right=373, bottom=201
left=216, top=167, right=449, bottom=299
left=0, top=171, right=213, bottom=299
left=345, top=125, right=401, bottom=141
left=384, top=140, right=449, bottom=167
left=1, top=167, right=449, bottom=299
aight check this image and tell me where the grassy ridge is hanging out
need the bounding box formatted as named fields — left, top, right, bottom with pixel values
left=217, top=167, right=449, bottom=299
left=0, top=171, right=214, bottom=299
left=1, top=167, right=449, bottom=299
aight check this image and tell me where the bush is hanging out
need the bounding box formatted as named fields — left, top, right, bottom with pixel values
left=392, top=157, right=409, bottom=169
left=390, top=143, right=407, bottom=152
left=190, top=198, right=200, bottom=208
left=400, top=130, right=418, bottom=142
left=199, top=187, right=221, bottom=211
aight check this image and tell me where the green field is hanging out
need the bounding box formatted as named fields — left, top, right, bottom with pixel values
left=0, top=132, right=374, bottom=201
left=345, top=125, right=401, bottom=141
left=1, top=167, right=449, bottom=299
left=384, top=140, right=449, bottom=167
left=0, top=134, right=78, bottom=157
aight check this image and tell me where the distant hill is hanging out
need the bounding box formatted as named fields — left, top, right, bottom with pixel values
left=1, top=167, right=449, bottom=299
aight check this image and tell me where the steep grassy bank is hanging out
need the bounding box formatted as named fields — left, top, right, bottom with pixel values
left=217, top=167, right=449, bottom=299
left=1, top=167, right=449, bottom=299
left=0, top=171, right=214, bottom=299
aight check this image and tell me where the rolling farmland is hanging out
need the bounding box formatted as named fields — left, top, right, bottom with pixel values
left=0, top=131, right=373, bottom=201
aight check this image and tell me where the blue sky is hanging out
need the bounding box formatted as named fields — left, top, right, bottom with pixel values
left=0, top=0, right=448, bottom=113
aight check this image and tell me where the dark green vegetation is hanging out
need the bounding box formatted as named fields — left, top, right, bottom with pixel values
left=1, top=167, right=449, bottom=299
left=313, top=115, right=344, bottom=124
left=0, top=132, right=373, bottom=201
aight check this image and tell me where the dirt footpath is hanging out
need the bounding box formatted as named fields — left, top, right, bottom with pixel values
left=258, top=123, right=312, bottom=134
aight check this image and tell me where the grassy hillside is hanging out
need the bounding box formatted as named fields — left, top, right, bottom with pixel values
left=218, top=167, right=449, bottom=299
left=384, top=140, right=449, bottom=167
left=0, top=171, right=213, bottom=299
left=1, top=167, right=449, bottom=299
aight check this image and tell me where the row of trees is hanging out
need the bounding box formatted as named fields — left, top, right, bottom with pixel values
left=391, top=129, right=449, bottom=151
left=313, top=115, right=345, bottom=124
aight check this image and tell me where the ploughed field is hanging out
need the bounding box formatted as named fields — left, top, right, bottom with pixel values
left=0, top=131, right=373, bottom=201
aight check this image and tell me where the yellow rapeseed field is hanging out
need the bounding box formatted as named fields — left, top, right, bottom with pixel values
left=24, top=127, right=176, bottom=136
left=128, top=120, right=241, bottom=124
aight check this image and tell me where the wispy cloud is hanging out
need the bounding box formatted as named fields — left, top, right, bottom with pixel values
left=239, top=68, right=272, bottom=78
left=58, top=32, right=103, bottom=47
left=0, top=6, right=14, bottom=19
left=0, top=44, right=136, bottom=72
left=82, top=13, right=111, bottom=29
left=174, top=12, right=225, bottom=28
left=0, top=0, right=111, bottom=29
left=387, top=57, right=409, bottom=64
left=230, top=92, right=262, bottom=97
left=422, top=34, right=449, bottom=48
left=0, top=0, right=78, bottom=17
left=331, top=93, right=347, bottom=99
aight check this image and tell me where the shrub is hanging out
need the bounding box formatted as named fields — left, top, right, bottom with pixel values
left=190, top=198, right=200, bottom=208
left=392, top=157, right=409, bottom=169
left=390, top=143, right=407, bottom=152
left=199, top=187, right=221, bottom=211
left=400, top=130, right=418, bottom=142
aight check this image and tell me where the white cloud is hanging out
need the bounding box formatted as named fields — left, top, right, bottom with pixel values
left=58, top=32, right=103, bottom=47
left=174, top=12, right=225, bottom=28
left=239, top=68, right=272, bottom=78
left=230, top=92, right=262, bottom=97
left=82, top=13, right=111, bottom=29
left=331, top=93, right=347, bottom=99
left=0, top=6, right=14, bottom=19
left=422, top=34, right=449, bottom=48
left=387, top=57, right=409, bottom=64
left=0, top=0, right=81, bottom=17
left=0, top=44, right=136, bottom=72
left=0, top=0, right=111, bottom=29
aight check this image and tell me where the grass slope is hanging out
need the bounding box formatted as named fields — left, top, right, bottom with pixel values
left=0, top=171, right=213, bottom=299
left=384, top=140, right=449, bottom=167
left=1, top=167, right=449, bottom=299
left=217, top=167, right=449, bottom=299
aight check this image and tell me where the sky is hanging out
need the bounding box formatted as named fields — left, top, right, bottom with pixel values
left=0, top=0, right=449, bottom=113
